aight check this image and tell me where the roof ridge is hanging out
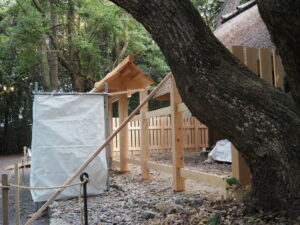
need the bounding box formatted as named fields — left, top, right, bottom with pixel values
left=221, top=0, right=256, bottom=24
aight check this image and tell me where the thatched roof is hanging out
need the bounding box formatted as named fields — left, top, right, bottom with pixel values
left=214, top=3, right=275, bottom=48
left=216, top=0, right=241, bottom=28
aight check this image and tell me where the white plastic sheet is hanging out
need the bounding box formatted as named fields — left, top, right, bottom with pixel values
left=208, top=139, right=232, bottom=163
left=30, top=94, right=108, bottom=202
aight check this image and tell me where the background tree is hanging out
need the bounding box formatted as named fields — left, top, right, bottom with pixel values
left=109, top=0, right=300, bottom=216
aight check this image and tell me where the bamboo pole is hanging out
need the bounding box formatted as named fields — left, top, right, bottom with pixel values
left=15, top=163, right=20, bottom=225
left=2, top=174, right=9, bottom=225
left=25, top=73, right=172, bottom=225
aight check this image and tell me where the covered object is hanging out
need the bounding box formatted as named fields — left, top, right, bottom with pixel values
left=30, top=93, right=108, bottom=202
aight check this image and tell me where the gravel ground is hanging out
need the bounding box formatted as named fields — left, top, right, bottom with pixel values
left=50, top=165, right=300, bottom=225
left=50, top=166, right=223, bottom=225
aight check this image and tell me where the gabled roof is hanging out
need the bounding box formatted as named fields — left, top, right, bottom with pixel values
left=214, top=3, right=275, bottom=48
left=91, top=55, right=154, bottom=94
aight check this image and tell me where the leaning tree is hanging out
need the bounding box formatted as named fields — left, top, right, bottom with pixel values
left=109, top=0, right=300, bottom=216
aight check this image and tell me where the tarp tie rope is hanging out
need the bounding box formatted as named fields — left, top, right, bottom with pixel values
left=0, top=177, right=89, bottom=190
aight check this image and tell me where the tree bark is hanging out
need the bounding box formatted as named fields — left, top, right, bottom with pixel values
left=257, top=0, right=300, bottom=113
left=49, top=0, right=59, bottom=90
left=66, top=0, right=86, bottom=92
left=109, top=0, right=300, bottom=216
left=40, top=40, right=51, bottom=91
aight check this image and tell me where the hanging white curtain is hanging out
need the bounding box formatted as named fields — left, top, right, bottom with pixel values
left=30, top=94, right=108, bottom=202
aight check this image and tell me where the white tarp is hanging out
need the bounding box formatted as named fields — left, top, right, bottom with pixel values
left=208, top=139, right=232, bottom=163
left=30, top=94, right=108, bottom=202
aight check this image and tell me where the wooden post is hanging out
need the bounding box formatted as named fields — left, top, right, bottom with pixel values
left=230, top=45, right=252, bottom=187
left=15, top=163, right=20, bottom=225
left=161, top=117, right=167, bottom=152
left=231, top=145, right=251, bottom=187
left=170, top=75, right=185, bottom=191
left=245, top=47, right=259, bottom=75
left=2, top=174, right=9, bottom=225
left=140, top=90, right=149, bottom=180
left=230, top=45, right=244, bottom=62
left=119, top=94, right=129, bottom=172
left=259, top=48, right=273, bottom=85
left=272, top=49, right=285, bottom=89
left=108, top=98, right=114, bottom=163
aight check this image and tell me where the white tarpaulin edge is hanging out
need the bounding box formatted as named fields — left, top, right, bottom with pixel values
left=30, top=94, right=108, bottom=202
left=208, top=139, right=232, bottom=163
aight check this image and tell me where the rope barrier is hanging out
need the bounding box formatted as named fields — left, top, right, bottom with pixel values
left=0, top=177, right=88, bottom=190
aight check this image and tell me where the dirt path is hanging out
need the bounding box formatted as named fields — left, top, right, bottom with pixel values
left=0, top=155, right=49, bottom=225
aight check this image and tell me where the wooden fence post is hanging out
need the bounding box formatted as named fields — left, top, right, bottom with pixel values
left=231, top=145, right=251, bottom=187
left=15, top=163, right=20, bottom=225
left=2, top=174, right=9, bottom=225
left=108, top=98, right=114, bottom=164
left=170, top=75, right=185, bottom=191
left=119, top=94, right=129, bottom=172
left=230, top=45, right=252, bottom=187
left=259, top=48, right=273, bottom=85
left=272, top=49, right=285, bottom=89
left=140, top=90, right=150, bottom=180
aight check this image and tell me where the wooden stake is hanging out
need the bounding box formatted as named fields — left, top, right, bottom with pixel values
left=2, top=174, right=9, bottom=225
left=272, top=50, right=285, bottom=89
left=25, top=73, right=172, bottom=225
left=140, top=90, right=149, bottom=180
left=170, top=75, right=185, bottom=191
left=14, top=163, right=20, bottom=225
left=231, top=145, right=251, bottom=187
left=259, top=48, right=273, bottom=85
left=119, top=94, right=129, bottom=172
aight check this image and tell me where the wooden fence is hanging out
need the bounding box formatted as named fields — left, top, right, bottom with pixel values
left=112, top=114, right=208, bottom=155
left=111, top=46, right=287, bottom=193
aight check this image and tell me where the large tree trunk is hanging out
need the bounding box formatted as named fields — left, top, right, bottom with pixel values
left=40, top=40, right=51, bottom=91
left=109, top=0, right=300, bottom=216
left=49, top=0, right=59, bottom=90
left=66, top=0, right=86, bottom=92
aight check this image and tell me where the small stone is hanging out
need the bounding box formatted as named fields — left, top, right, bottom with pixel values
left=141, top=210, right=156, bottom=219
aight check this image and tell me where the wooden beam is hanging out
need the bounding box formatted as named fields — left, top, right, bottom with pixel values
left=259, top=48, right=273, bottom=85
left=146, top=106, right=171, bottom=118
left=119, top=94, right=129, bottom=173
left=231, top=145, right=251, bottom=187
left=177, top=102, right=189, bottom=113
left=25, top=73, right=172, bottom=225
left=170, top=75, right=185, bottom=191
left=140, top=90, right=150, bottom=180
left=180, top=168, right=227, bottom=189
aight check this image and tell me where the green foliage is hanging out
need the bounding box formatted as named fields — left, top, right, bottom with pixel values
left=192, top=0, right=223, bottom=30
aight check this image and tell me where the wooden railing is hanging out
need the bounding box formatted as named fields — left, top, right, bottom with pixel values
left=112, top=108, right=209, bottom=155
